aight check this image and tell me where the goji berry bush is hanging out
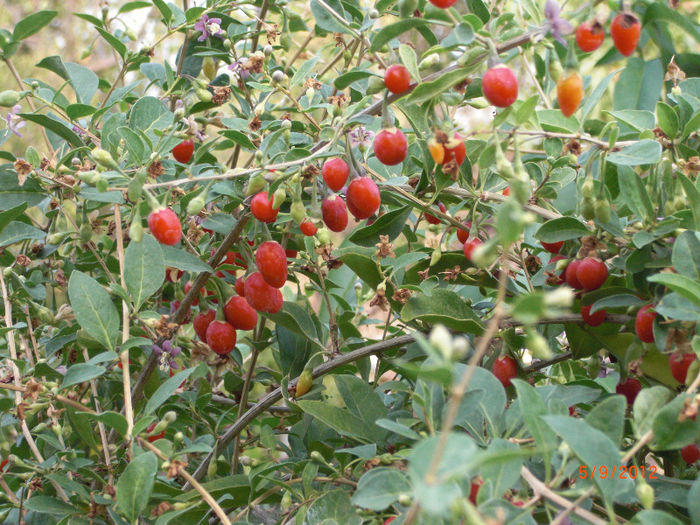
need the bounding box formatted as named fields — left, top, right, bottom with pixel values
left=0, top=0, right=699, bottom=523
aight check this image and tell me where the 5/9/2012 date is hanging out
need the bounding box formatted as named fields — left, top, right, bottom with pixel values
left=578, top=465, right=658, bottom=480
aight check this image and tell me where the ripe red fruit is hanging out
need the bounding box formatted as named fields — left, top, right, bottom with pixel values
left=321, top=195, right=348, bottom=232
left=581, top=305, right=606, bottom=327
left=148, top=208, right=182, bottom=246
left=322, top=158, right=349, bottom=191
left=463, top=238, right=482, bottom=260
left=235, top=277, right=246, bottom=297
left=255, top=241, right=288, bottom=288
left=384, top=64, right=411, bottom=95
left=557, top=73, right=583, bottom=118
left=206, top=320, right=237, bottom=355
left=468, top=479, right=481, bottom=505
left=565, top=259, right=583, bottom=289
left=224, top=295, right=258, bottom=331
left=193, top=310, right=216, bottom=342
left=347, top=177, right=381, bottom=220
left=172, top=139, right=194, bottom=163
left=285, top=249, right=298, bottom=259
left=373, top=129, right=407, bottom=166
left=384, top=518, right=396, bottom=525
left=635, top=304, right=656, bottom=343
left=456, top=221, right=471, bottom=244
left=502, top=187, right=510, bottom=196
left=611, top=13, right=641, bottom=57
left=185, top=281, right=217, bottom=306
left=0, top=456, right=8, bottom=472
left=244, top=272, right=284, bottom=313
left=300, top=219, right=317, bottom=236
left=575, top=21, right=605, bottom=52
left=576, top=257, right=607, bottom=291
left=165, top=267, right=184, bottom=283
left=428, top=0, right=457, bottom=8
left=493, top=355, right=517, bottom=387
left=541, top=241, right=563, bottom=254
left=146, top=422, right=165, bottom=443
left=482, top=66, right=518, bottom=108
left=221, top=250, right=247, bottom=271
left=669, top=351, right=696, bottom=384
left=250, top=191, right=279, bottom=223
left=616, top=377, right=642, bottom=405
left=425, top=202, right=447, bottom=225
left=681, top=444, right=700, bottom=465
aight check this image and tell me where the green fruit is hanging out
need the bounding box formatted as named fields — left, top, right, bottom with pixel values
left=127, top=169, right=148, bottom=202
left=399, top=0, right=418, bottom=18
left=195, top=88, right=213, bottom=102
left=581, top=197, right=595, bottom=220
left=0, top=90, right=20, bottom=107
left=296, top=369, right=313, bottom=397
left=91, top=148, right=119, bottom=170
left=187, top=194, right=206, bottom=215
left=290, top=200, right=306, bottom=223
left=202, top=57, right=217, bottom=80
left=581, top=177, right=595, bottom=199
left=246, top=172, right=267, bottom=196
left=636, top=481, right=654, bottom=510
left=594, top=198, right=611, bottom=223
left=129, top=211, right=144, bottom=243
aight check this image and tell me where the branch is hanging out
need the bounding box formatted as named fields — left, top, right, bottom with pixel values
left=185, top=334, right=415, bottom=486
left=500, top=313, right=632, bottom=328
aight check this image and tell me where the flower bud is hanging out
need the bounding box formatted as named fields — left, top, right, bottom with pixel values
left=430, top=246, right=442, bottom=266
left=272, top=187, right=286, bottom=209
left=526, top=330, right=552, bottom=359
left=246, top=172, right=267, bottom=196
left=290, top=200, right=306, bottom=223
left=254, top=103, right=265, bottom=117
left=296, top=369, right=313, bottom=397
left=163, top=411, right=177, bottom=423
left=317, top=227, right=330, bottom=244
left=187, top=194, right=206, bottom=215
left=581, top=197, right=595, bottom=220
left=263, top=44, right=273, bottom=56
left=78, top=170, right=100, bottom=185
left=581, top=177, right=595, bottom=199
left=636, top=480, right=654, bottom=510
left=594, top=198, right=611, bottom=224
left=544, top=287, right=574, bottom=308
left=398, top=494, right=412, bottom=506
left=129, top=211, right=144, bottom=243
left=271, top=70, right=285, bottom=84
left=429, top=325, right=453, bottom=360
left=195, top=88, right=213, bottom=103
left=310, top=450, right=325, bottom=464
left=91, top=148, right=119, bottom=170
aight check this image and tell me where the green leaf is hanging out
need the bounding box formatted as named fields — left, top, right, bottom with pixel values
left=129, top=96, right=173, bottom=140
left=0, top=167, right=44, bottom=209
left=116, top=451, right=158, bottom=522
left=607, top=140, right=662, bottom=166
left=18, top=113, right=83, bottom=147
left=95, top=27, right=127, bottom=58
left=496, top=199, right=525, bottom=246
left=537, top=109, right=579, bottom=133
left=401, top=288, right=484, bottom=334
left=677, top=173, right=700, bottom=230
left=656, top=102, right=679, bottom=138
left=0, top=202, right=28, bottom=236
left=398, top=44, right=420, bottom=81
left=218, top=129, right=256, bottom=150
left=310, top=0, right=351, bottom=34
left=541, top=415, right=634, bottom=504
left=512, top=380, right=556, bottom=476
left=406, top=68, right=471, bottom=105
left=68, top=271, right=119, bottom=351
left=584, top=395, right=626, bottom=446
left=347, top=206, right=412, bottom=247
left=534, top=217, right=590, bottom=242
left=334, top=69, right=375, bottom=91
left=335, top=375, right=389, bottom=440
left=605, top=110, right=655, bottom=131
left=143, top=367, right=196, bottom=415
left=152, top=0, right=172, bottom=22
left=651, top=394, right=700, bottom=450
left=0, top=221, right=45, bottom=247
left=160, top=245, right=213, bottom=273
left=13, top=10, right=57, bottom=41
left=119, top=1, right=151, bottom=13
left=689, top=477, right=700, bottom=525
left=656, top=293, right=700, bottom=322
left=37, top=57, right=99, bottom=106
left=124, top=235, right=165, bottom=310
left=297, top=400, right=380, bottom=443
left=66, top=104, right=96, bottom=120
left=613, top=58, right=663, bottom=112
left=671, top=231, right=700, bottom=279
left=82, top=411, right=128, bottom=438
left=351, top=468, right=411, bottom=511
left=633, top=386, right=673, bottom=439
left=648, top=273, right=700, bottom=307
left=616, top=166, right=654, bottom=221
left=304, top=490, right=361, bottom=525
left=23, top=495, right=75, bottom=516
left=682, top=111, right=700, bottom=140
left=61, top=363, right=106, bottom=389
left=375, top=418, right=420, bottom=440
left=580, top=71, right=617, bottom=122
left=263, top=302, right=324, bottom=351
left=631, top=510, right=685, bottom=525
left=369, top=19, right=430, bottom=52
left=276, top=325, right=313, bottom=377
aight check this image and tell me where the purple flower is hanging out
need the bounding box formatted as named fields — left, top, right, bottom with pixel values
left=544, top=0, right=573, bottom=45
left=153, top=339, right=182, bottom=371
left=349, top=126, right=374, bottom=149
left=5, top=104, right=25, bottom=137
left=194, top=14, right=225, bottom=42
left=72, top=125, right=86, bottom=137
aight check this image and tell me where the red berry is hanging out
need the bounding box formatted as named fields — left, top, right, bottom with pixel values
left=384, top=518, right=396, bottom=525
left=185, top=281, right=217, bottom=305
left=148, top=208, right=182, bottom=246
left=250, top=191, right=280, bottom=223
left=456, top=221, right=471, bottom=244
left=235, top=277, right=246, bottom=297
left=300, top=219, right=317, bottom=236
left=0, top=457, right=8, bottom=472
left=172, top=139, right=194, bottom=163
left=322, top=158, right=349, bottom=191
left=569, top=406, right=577, bottom=416
left=285, top=249, right=298, bottom=259
left=557, top=73, right=583, bottom=118
left=373, top=129, right=407, bottom=166
left=427, top=133, right=466, bottom=167
left=193, top=309, right=215, bottom=342
left=463, top=238, right=482, bottom=260
left=635, top=304, right=656, bottom=343
left=165, top=267, right=184, bottom=283
left=681, top=444, right=700, bottom=465
left=321, top=195, right=348, bottom=232
left=244, top=272, right=284, bottom=313
left=502, top=187, right=510, bottom=196
left=146, top=422, right=165, bottom=443
left=347, top=177, right=381, bottom=220
left=565, top=259, right=583, bottom=289
left=221, top=250, right=247, bottom=272
left=428, top=0, right=457, bottom=7
left=425, top=202, right=447, bottom=225
left=224, top=295, right=258, bottom=331
left=576, top=257, right=607, bottom=291
left=384, top=64, right=411, bottom=95
left=615, top=377, right=642, bottom=405
left=468, top=479, right=481, bottom=505
left=541, top=241, right=563, bottom=254
left=482, top=66, right=518, bottom=108
left=493, top=355, right=517, bottom=387
left=575, top=21, right=605, bottom=53
left=206, top=320, right=237, bottom=355
left=611, top=13, right=641, bottom=57
left=669, top=351, right=696, bottom=384
left=255, top=241, right=288, bottom=288
left=581, top=305, right=606, bottom=327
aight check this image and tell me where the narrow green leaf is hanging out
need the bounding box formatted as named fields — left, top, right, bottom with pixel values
left=67, top=271, right=120, bottom=351
left=143, top=367, right=196, bottom=415
left=116, top=452, right=158, bottom=522
left=62, top=363, right=106, bottom=389
left=369, top=19, right=430, bottom=52
left=648, top=273, right=700, bottom=307
left=0, top=221, right=45, bottom=247
left=13, top=11, right=57, bottom=41
left=534, top=217, right=590, bottom=242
